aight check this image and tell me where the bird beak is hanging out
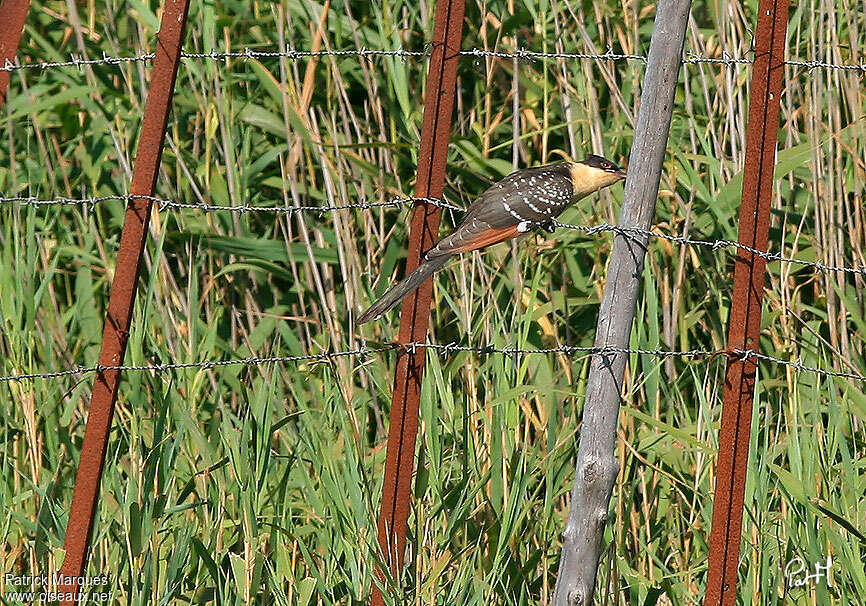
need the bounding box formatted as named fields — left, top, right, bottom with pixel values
left=616, top=169, right=627, bottom=180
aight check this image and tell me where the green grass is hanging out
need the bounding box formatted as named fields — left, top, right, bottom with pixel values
left=1, top=0, right=865, bottom=604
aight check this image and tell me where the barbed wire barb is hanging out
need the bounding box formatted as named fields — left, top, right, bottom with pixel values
left=1, top=45, right=863, bottom=73
left=3, top=193, right=864, bottom=276
left=2, top=342, right=863, bottom=384
left=0, top=192, right=466, bottom=213
left=549, top=219, right=866, bottom=277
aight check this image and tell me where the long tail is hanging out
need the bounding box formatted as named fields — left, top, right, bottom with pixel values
left=357, top=254, right=453, bottom=324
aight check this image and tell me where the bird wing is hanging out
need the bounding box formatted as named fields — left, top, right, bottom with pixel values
left=424, top=217, right=521, bottom=257
left=424, top=164, right=573, bottom=258
left=464, top=165, right=573, bottom=227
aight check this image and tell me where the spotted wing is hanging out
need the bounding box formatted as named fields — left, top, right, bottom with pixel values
left=425, top=164, right=573, bottom=258
left=464, top=164, right=574, bottom=228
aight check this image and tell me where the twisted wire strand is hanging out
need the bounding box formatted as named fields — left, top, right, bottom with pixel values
left=736, top=349, right=866, bottom=381
left=3, top=193, right=863, bottom=276
left=2, top=342, right=863, bottom=383
left=2, top=46, right=864, bottom=73
left=0, top=193, right=467, bottom=213
left=550, top=220, right=866, bottom=277
left=0, top=346, right=397, bottom=383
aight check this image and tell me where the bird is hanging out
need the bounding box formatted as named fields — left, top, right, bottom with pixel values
left=357, top=154, right=626, bottom=324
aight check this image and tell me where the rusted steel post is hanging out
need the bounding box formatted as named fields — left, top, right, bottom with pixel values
left=551, top=0, right=692, bottom=603
left=704, top=0, right=788, bottom=603
left=370, top=0, right=465, bottom=603
left=0, top=0, right=31, bottom=107
left=57, top=0, right=190, bottom=601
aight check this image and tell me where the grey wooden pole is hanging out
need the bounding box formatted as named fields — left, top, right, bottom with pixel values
left=551, top=0, right=693, bottom=604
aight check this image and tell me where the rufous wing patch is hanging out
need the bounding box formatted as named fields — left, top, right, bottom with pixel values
left=447, top=224, right=521, bottom=253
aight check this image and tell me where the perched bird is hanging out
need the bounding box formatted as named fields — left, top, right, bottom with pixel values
left=357, top=154, right=626, bottom=324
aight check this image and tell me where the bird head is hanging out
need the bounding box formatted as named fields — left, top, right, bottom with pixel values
left=568, top=154, right=627, bottom=196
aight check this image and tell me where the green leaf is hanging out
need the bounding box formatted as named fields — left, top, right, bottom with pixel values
left=623, top=407, right=711, bottom=452
left=194, top=235, right=340, bottom=265
left=768, top=463, right=809, bottom=504
left=239, top=104, right=287, bottom=137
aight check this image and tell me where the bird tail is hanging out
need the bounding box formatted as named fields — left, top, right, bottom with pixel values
left=357, top=254, right=452, bottom=324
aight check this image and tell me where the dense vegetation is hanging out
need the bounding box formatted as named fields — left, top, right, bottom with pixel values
left=1, top=0, right=864, bottom=603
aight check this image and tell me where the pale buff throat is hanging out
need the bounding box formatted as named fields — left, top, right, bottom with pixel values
left=569, top=162, right=623, bottom=198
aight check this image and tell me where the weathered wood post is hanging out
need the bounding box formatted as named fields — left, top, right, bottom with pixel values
left=551, top=0, right=692, bottom=603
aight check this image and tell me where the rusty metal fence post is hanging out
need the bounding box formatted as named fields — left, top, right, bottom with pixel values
left=703, top=0, right=789, bottom=603
left=370, top=0, right=465, bottom=603
left=57, top=0, right=190, bottom=602
left=0, top=0, right=32, bottom=107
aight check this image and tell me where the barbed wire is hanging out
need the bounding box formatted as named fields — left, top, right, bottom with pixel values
left=4, top=193, right=861, bottom=277
left=462, top=47, right=650, bottom=63
left=0, top=193, right=467, bottom=214
left=1, top=51, right=157, bottom=72
left=0, top=346, right=396, bottom=383
left=1, top=46, right=864, bottom=74
left=738, top=350, right=866, bottom=382
left=550, top=220, right=866, bottom=277
left=785, top=58, right=866, bottom=72
left=2, top=342, right=863, bottom=384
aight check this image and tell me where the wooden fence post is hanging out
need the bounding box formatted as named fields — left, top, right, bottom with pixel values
left=551, top=0, right=692, bottom=603
left=57, top=0, right=190, bottom=602
left=369, top=0, right=465, bottom=603
left=704, top=0, right=789, bottom=603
